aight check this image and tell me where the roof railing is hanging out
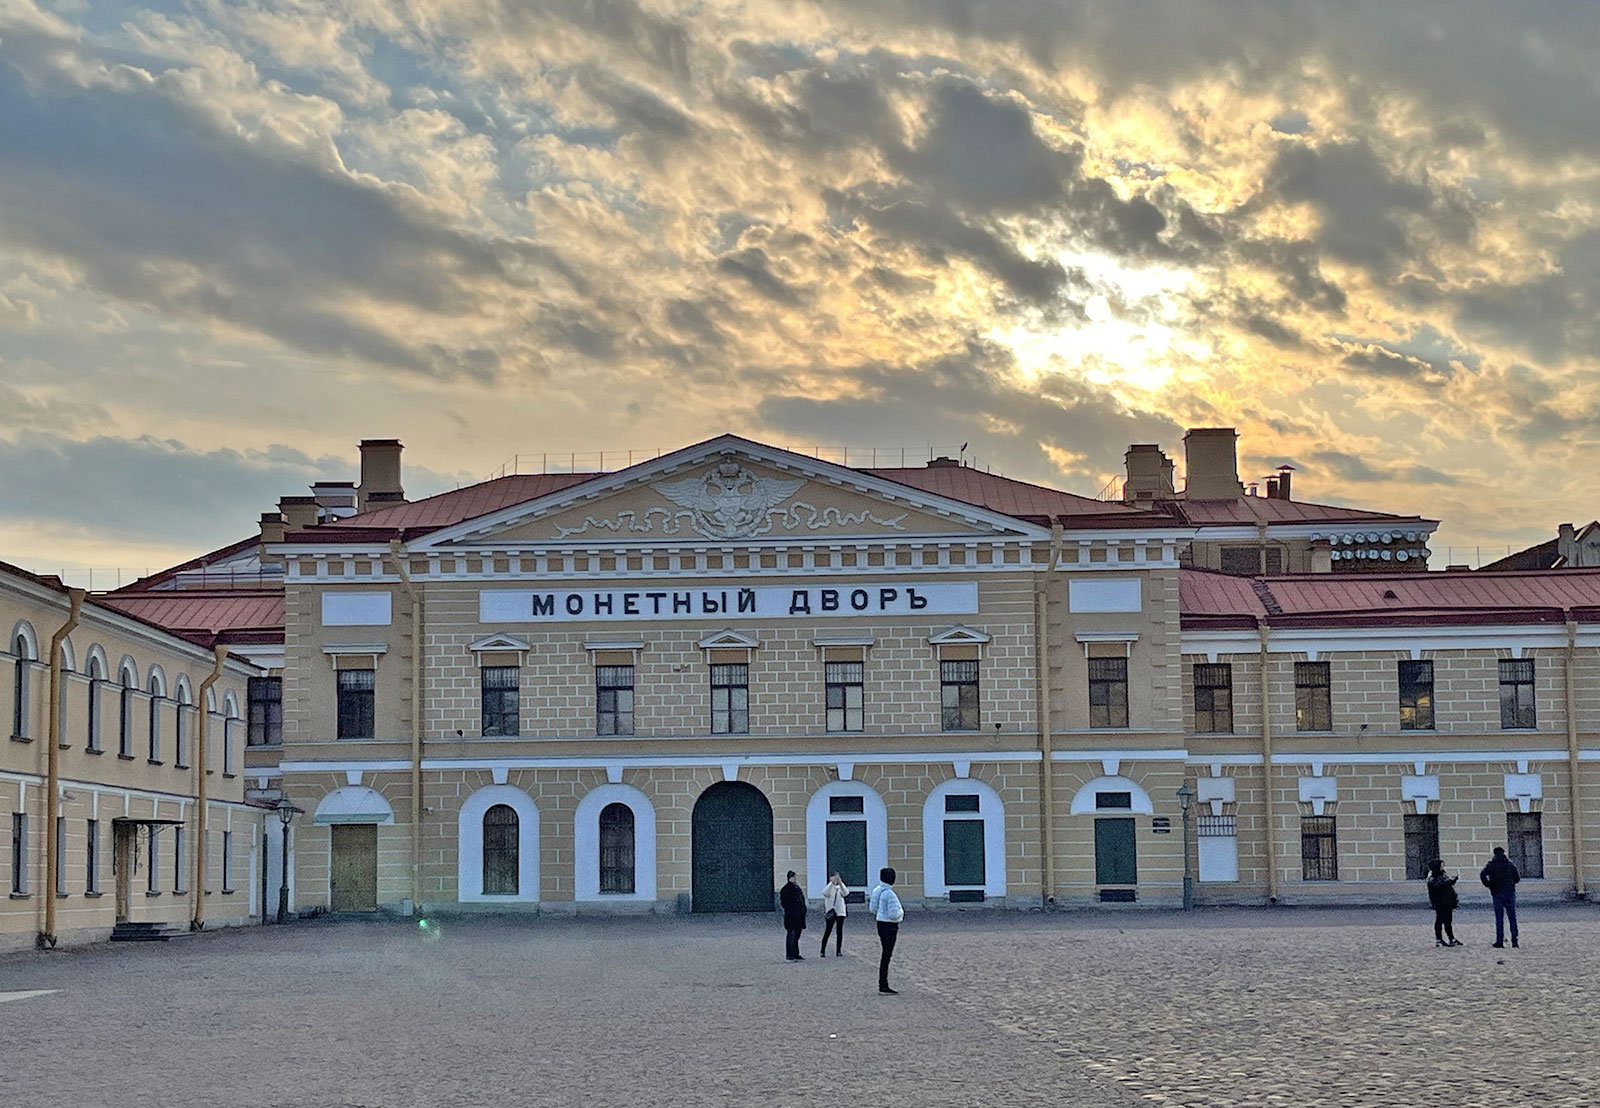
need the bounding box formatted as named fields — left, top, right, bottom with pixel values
left=486, top=445, right=986, bottom=479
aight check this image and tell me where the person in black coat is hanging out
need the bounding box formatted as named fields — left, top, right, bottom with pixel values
left=1426, top=859, right=1461, bottom=947
left=1480, top=847, right=1521, bottom=948
left=780, top=871, right=807, bottom=961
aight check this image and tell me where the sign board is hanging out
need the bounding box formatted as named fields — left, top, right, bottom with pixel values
left=480, top=581, right=980, bottom=623
left=1151, top=817, right=1172, bottom=834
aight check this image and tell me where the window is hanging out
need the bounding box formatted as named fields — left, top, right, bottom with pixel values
left=598, top=803, right=636, bottom=894
left=1220, top=546, right=1262, bottom=575
left=118, top=669, right=136, bottom=757
left=86, top=819, right=99, bottom=894
left=1197, top=814, right=1239, bottom=883
left=1398, top=660, right=1434, bottom=730
left=1499, top=660, right=1537, bottom=729
left=482, top=804, right=519, bottom=895
left=481, top=667, right=520, bottom=737
left=943, top=795, right=985, bottom=891
left=1301, top=816, right=1338, bottom=880
left=223, top=699, right=238, bottom=775
left=1095, top=791, right=1133, bottom=810
left=175, top=692, right=189, bottom=767
left=1403, top=813, right=1440, bottom=880
left=1264, top=548, right=1285, bottom=574
left=829, top=795, right=865, bottom=815
left=173, top=825, right=186, bottom=893
left=1294, top=662, right=1332, bottom=731
left=10, top=813, right=25, bottom=895
left=86, top=658, right=105, bottom=753
left=147, top=827, right=160, bottom=894
left=1088, top=658, right=1129, bottom=729
left=221, top=830, right=234, bottom=894
left=825, top=661, right=864, bottom=733
left=1507, top=812, right=1544, bottom=879
left=710, top=663, right=749, bottom=734
left=11, top=633, right=31, bottom=739
left=596, top=665, right=635, bottom=736
left=336, top=669, right=375, bottom=740
left=55, top=817, right=66, bottom=896
left=247, top=677, right=282, bottom=746
left=940, top=659, right=980, bottom=731
left=1193, top=663, right=1233, bottom=732
left=147, top=677, right=163, bottom=761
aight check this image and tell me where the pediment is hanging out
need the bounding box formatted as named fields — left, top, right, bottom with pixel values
left=928, top=624, right=992, bottom=645
left=697, top=629, right=760, bottom=649
left=415, top=437, right=1045, bottom=549
left=468, top=634, right=532, bottom=653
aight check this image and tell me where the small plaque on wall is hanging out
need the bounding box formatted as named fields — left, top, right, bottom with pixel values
left=1151, top=817, right=1172, bottom=834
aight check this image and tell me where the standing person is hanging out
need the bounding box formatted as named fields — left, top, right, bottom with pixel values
left=1480, top=846, right=1521, bottom=949
left=820, top=872, right=848, bottom=957
left=868, top=866, right=904, bottom=994
left=780, top=870, right=807, bottom=961
left=1426, top=859, right=1462, bottom=947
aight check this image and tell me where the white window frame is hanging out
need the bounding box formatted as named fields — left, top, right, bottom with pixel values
left=457, top=785, right=540, bottom=903
left=922, top=777, right=1007, bottom=899
left=804, top=780, right=888, bottom=899
left=573, top=783, right=657, bottom=902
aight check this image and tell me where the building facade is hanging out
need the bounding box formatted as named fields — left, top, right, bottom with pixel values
left=1, top=562, right=265, bottom=952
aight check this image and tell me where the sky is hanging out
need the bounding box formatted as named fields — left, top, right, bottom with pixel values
left=2, top=0, right=1598, bottom=579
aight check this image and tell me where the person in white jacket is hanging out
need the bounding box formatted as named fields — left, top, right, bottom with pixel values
left=820, top=872, right=848, bottom=957
left=868, top=867, right=904, bottom=994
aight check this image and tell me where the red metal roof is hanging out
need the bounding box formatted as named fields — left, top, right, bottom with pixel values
left=99, top=591, right=285, bottom=642
left=1174, top=495, right=1432, bottom=529
left=863, top=467, right=1163, bottom=527
left=1181, top=568, right=1600, bottom=628
left=313, top=473, right=601, bottom=534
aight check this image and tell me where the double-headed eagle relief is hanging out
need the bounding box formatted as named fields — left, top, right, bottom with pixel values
left=551, top=458, right=909, bottom=539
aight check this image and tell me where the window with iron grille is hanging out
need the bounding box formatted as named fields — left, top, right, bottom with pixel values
left=1193, top=663, right=1233, bottom=732
left=147, top=826, right=160, bottom=894
left=596, top=665, right=635, bottom=736
left=1220, top=546, right=1262, bottom=575
left=940, top=659, right=980, bottom=731
left=118, top=673, right=135, bottom=757
left=1507, top=812, right=1544, bottom=878
left=221, top=830, right=234, bottom=893
left=336, top=669, right=375, bottom=740
left=147, top=679, right=162, bottom=762
left=482, top=804, right=519, bottom=895
left=85, top=819, right=98, bottom=894
left=481, top=666, right=520, bottom=737
left=10, top=813, right=25, bottom=895
left=247, top=677, right=282, bottom=746
left=1499, top=659, right=1537, bottom=729
left=1294, top=662, right=1332, bottom=731
left=825, top=661, right=864, bottom=733
left=711, top=663, right=749, bottom=734
left=173, top=825, right=186, bottom=893
left=599, top=802, right=636, bottom=894
left=1197, top=814, right=1237, bottom=837
left=1403, top=813, right=1439, bottom=880
left=1088, top=658, right=1128, bottom=729
left=1301, top=816, right=1338, bottom=880
left=1398, top=660, right=1434, bottom=730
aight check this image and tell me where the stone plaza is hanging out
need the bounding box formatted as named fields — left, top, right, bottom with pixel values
left=4, top=904, right=1596, bottom=1107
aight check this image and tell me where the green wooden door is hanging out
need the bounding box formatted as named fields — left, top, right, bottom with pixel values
left=825, top=820, right=868, bottom=888
left=692, top=782, right=774, bottom=912
left=1094, top=818, right=1138, bottom=885
left=944, top=819, right=987, bottom=887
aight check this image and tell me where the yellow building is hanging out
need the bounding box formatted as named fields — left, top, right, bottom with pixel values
left=1, top=561, right=265, bottom=951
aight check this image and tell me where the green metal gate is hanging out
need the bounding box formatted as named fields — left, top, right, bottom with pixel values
left=1094, top=817, right=1138, bottom=885
left=692, top=782, right=774, bottom=912
left=825, top=819, right=868, bottom=889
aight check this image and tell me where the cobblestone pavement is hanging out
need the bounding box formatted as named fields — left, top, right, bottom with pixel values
left=3, top=904, right=1597, bottom=1108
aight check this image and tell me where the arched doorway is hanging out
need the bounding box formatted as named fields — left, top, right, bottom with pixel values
left=692, top=781, right=774, bottom=913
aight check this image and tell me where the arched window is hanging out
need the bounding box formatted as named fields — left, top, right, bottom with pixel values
left=11, top=631, right=33, bottom=739
left=174, top=680, right=192, bottom=768
left=598, top=803, right=636, bottom=894
left=482, top=804, right=520, bottom=896
left=147, top=674, right=164, bottom=762
left=86, top=652, right=107, bottom=752
left=118, top=661, right=137, bottom=757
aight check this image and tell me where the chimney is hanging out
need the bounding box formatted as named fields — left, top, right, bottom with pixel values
left=279, top=495, right=319, bottom=532
left=1558, top=522, right=1578, bottom=566
left=1264, top=477, right=1279, bottom=498
left=1182, top=428, right=1243, bottom=500
left=926, top=456, right=960, bottom=469
left=358, top=439, right=405, bottom=512
left=1123, top=444, right=1175, bottom=505
left=1275, top=464, right=1294, bottom=500
left=311, top=480, right=358, bottom=520
left=258, top=512, right=286, bottom=545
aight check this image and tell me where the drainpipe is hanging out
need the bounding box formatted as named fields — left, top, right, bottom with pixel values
left=191, top=645, right=229, bottom=931
left=1258, top=623, right=1279, bottom=903
left=39, top=588, right=84, bottom=949
left=1566, top=618, right=1586, bottom=898
left=391, top=540, right=423, bottom=914
left=1036, top=520, right=1064, bottom=907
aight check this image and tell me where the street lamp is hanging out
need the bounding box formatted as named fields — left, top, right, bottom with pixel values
left=275, top=797, right=302, bottom=924
left=1176, top=784, right=1196, bottom=911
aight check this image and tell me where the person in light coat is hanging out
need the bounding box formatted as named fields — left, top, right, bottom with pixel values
left=820, top=872, right=848, bottom=957
left=868, top=866, right=904, bottom=995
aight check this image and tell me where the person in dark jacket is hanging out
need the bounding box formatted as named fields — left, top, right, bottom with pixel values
left=1480, top=847, right=1521, bottom=948
left=1426, top=859, right=1462, bottom=947
left=780, top=871, right=807, bottom=961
